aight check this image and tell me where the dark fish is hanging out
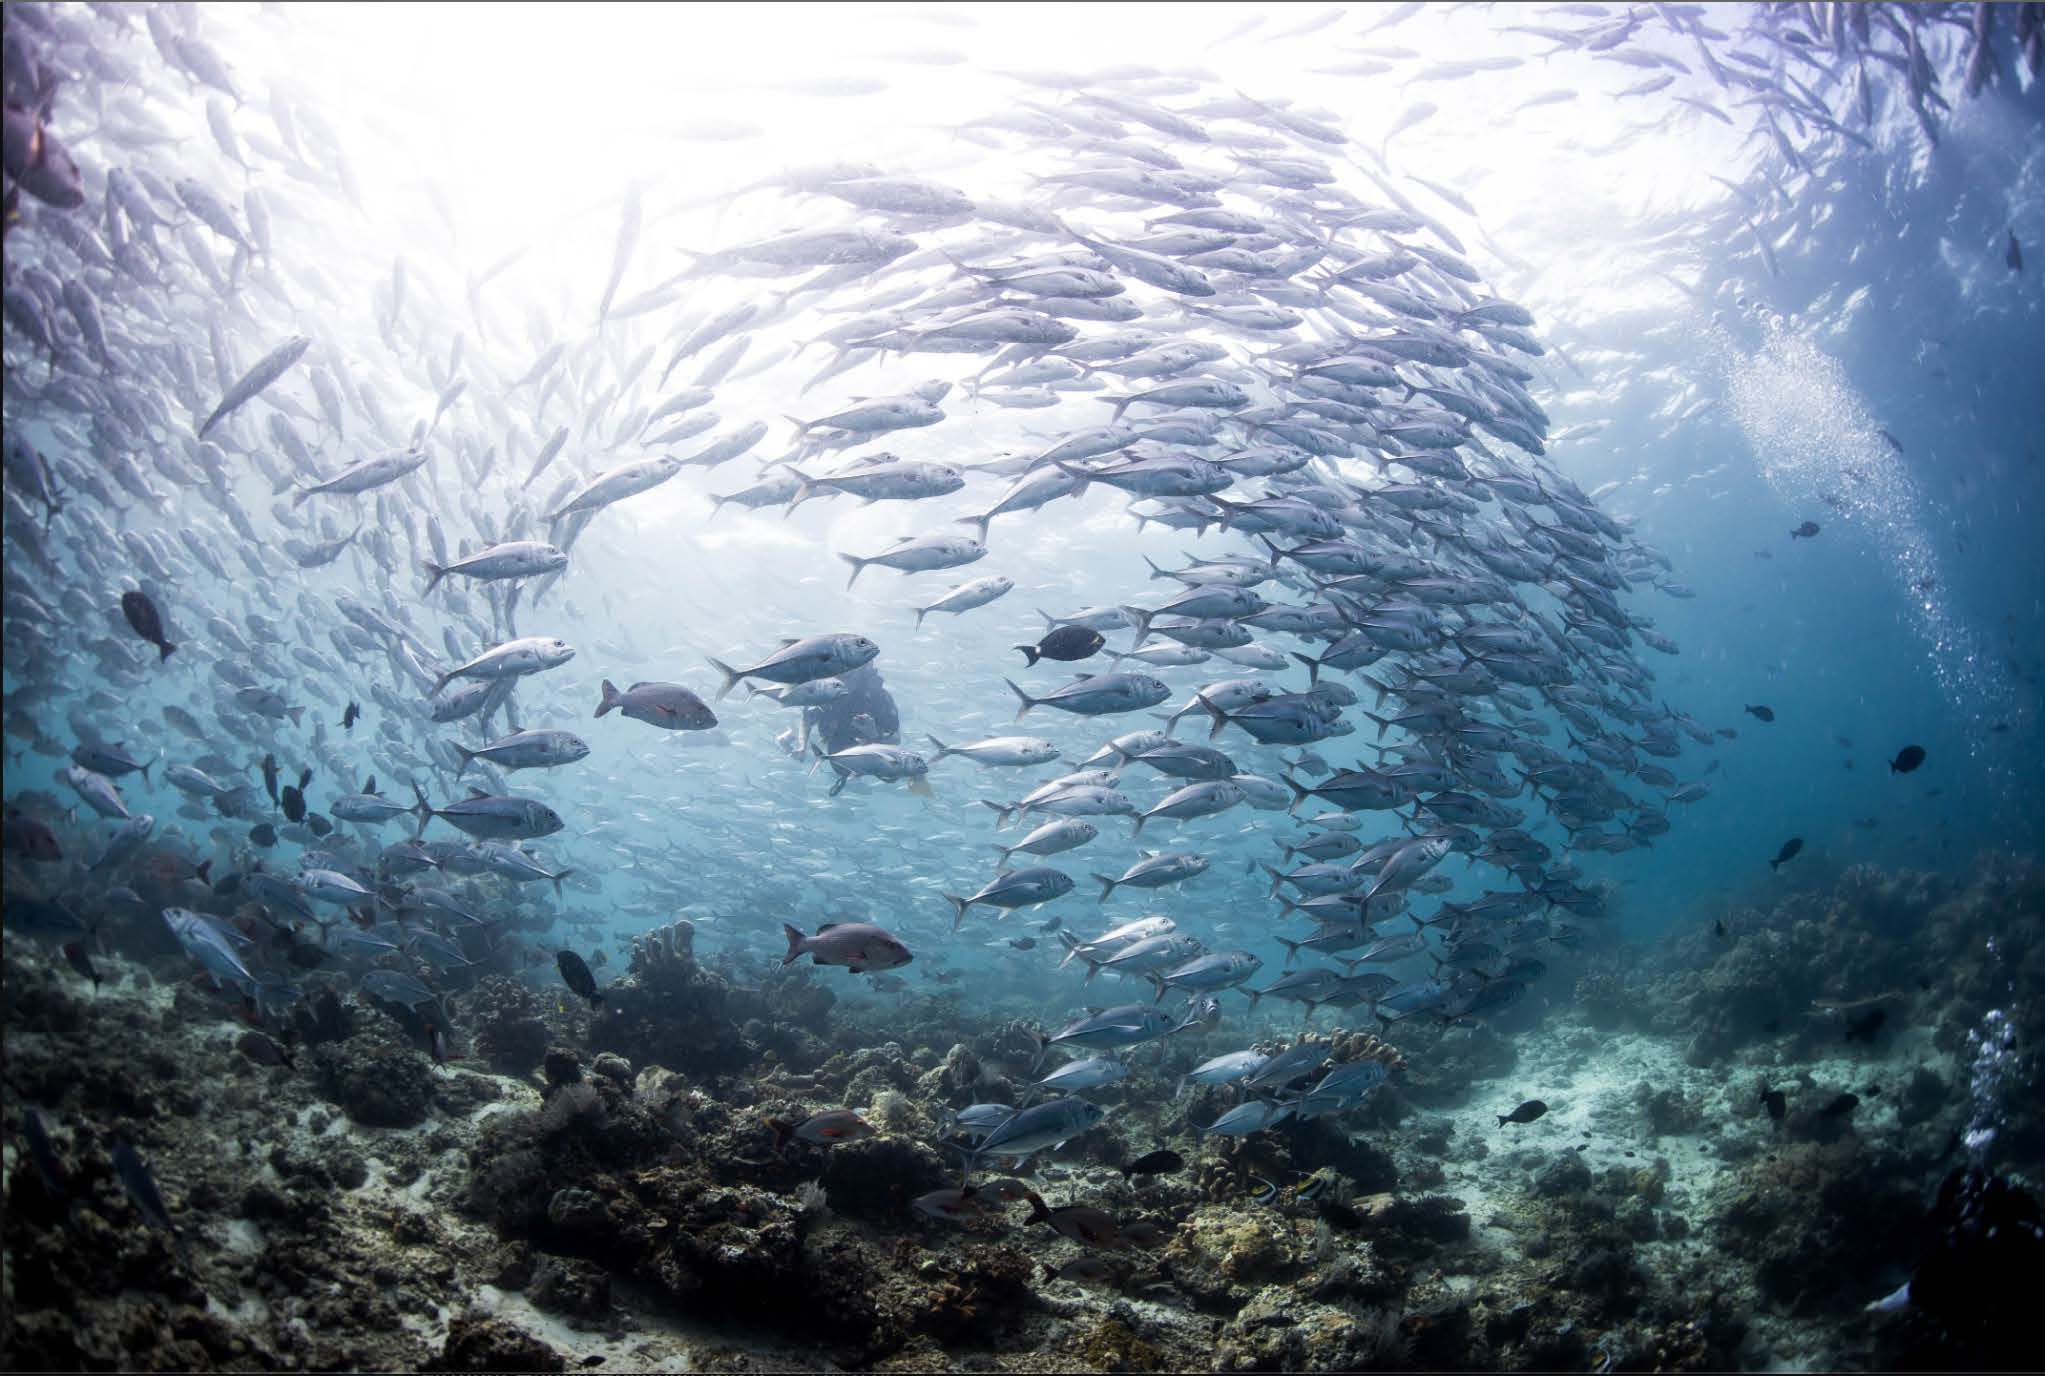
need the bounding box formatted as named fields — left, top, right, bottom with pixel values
left=342, top=701, right=360, bottom=731
left=279, top=785, right=306, bottom=823
left=1038, top=915, right=1062, bottom=933
left=1015, top=625, right=1105, bottom=666
left=261, top=752, right=279, bottom=803
left=1769, top=837, right=1803, bottom=870
left=1496, top=1098, right=1547, bottom=1127
left=236, top=1029, right=294, bottom=1068
left=110, top=1139, right=181, bottom=1243
left=297, top=766, right=313, bottom=790
left=61, top=940, right=100, bottom=989
left=1007, top=936, right=1037, bottom=950
left=1121, top=1148, right=1185, bottom=1178
left=1041, top=1257, right=1122, bottom=1286
left=1844, top=1007, right=1887, bottom=1043
left=1790, top=520, right=1820, bottom=539
left=1889, top=745, right=1926, bottom=774
left=305, top=813, right=333, bottom=837
left=1743, top=704, right=1775, bottom=722
left=2009, top=230, right=2024, bottom=273
left=248, top=822, right=277, bottom=848
left=1879, top=428, right=1905, bottom=454
left=2, top=809, right=62, bottom=861
left=1713, top=918, right=1730, bottom=942
left=556, top=949, right=603, bottom=1007
left=1819, top=1091, right=1860, bottom=1118
left=120, top=591, right=176, bottom=659
left=1760, top=1086, right=1787, bottom=1121
left=22, top=1109, right=68, bottom=1205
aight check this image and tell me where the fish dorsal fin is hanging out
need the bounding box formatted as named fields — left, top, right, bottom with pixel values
left=628, top=681, right=660, bottom=692
left=466, top=788, right=488, bottom=799
left=1074, top=672, right=1095, bottom=681
left=364, top=776, right=377, bottom=794
left=779, top=636, right=800, bottom=646
left=818, top=921, right=843, bottom=931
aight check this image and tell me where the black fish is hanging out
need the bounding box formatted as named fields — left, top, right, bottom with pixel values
left=22, top=1109, right=68, bottom=1205
left=248, top=822, right=277, bottom=848
left=1819, top=1091, right=1860, bottom=1118
left=342, top=701, right=360, bottom=731
left=1889, top=744, right=1926, bottom=774
left=261, top=753, right=279, bottom=804
left=1008, top=936, right=1037, bottom=950
left=279, top=785, right=306, bottom=823
left=1744, top=704, right=1775, bottom=722
left=1759, top=1087, right=1787, bottom=1121
left=119, top=591, right=176, bottom=660
left=1038, top=915, right=1062, bottom=933
left=556, top=950, right=604, bottom=1007
left=110, top=1139, right=180, bottom=1243
left=2009, top=230, right=2024, bottom=273
left=1122, top=1148, right=1186, bottom=1178
left=236, top=1030, right=294, bottom=1068
left=1015, top=624, right=1105, bottom=666
left=1790, top=520, right=1820, bottom=539
left=1844, top=1007, right=1887, bottom=1043
left=1713, top=918, right=1730, bottom=942
left=297, top=766, right=313, bottom=790
left=1496, top=1098, right=1547, bottom=1127
left=305, top=813, right=333, bottom=837
left=1878, top=428, right=1905, bottom=454
left=61, top=940, right=100, bottom=989
left=1769, top=836, right=1803, bottom=870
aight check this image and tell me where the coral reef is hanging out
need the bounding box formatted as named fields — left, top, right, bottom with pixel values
left=4, top=857, right=2038, bottom=1371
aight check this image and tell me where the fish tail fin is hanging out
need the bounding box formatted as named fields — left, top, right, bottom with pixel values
left=452, top=744, right=475, bottom=779
left=913, top=606, right=929, bottom=630
left=958, top=512, right=992, bottom=541
left=1092, top=874, right=1117, bottom=902
left=780, top=922, right=807, bottom=966
left=1261, top=862, right=1285, bottom=897
left=944, top=893, right=969, bottom=931
left=925, top=734, right=951, bottom=761
left=1120, top=605, right=1154, bottom=649
left=1013, top=644, right=1041, bottom=666
left=410, top=782, right=434, bottom=838
left=1291, top=650, right=1322, bottom=684
left=595, top=679, right=620, bottom=717
left=1004, top=677, right=1037, bottom=722
left=421, top=560, right=449, bottom=596
left=1275, top=936, right=1302, bottom=968
left=551, top=869, right=572, bottom=898
left=1199, top=693, right=1230, bottom=741
left=286, top=706, right=305, bottom=726
left=706, top=657, right=743, bottom=701
left=839, top=552, right=867, bottom=589
left=158, top=639, right=176, bottom=661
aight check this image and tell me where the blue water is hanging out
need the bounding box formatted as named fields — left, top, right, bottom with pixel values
left=3, top=3, right=2043, bottom=1367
